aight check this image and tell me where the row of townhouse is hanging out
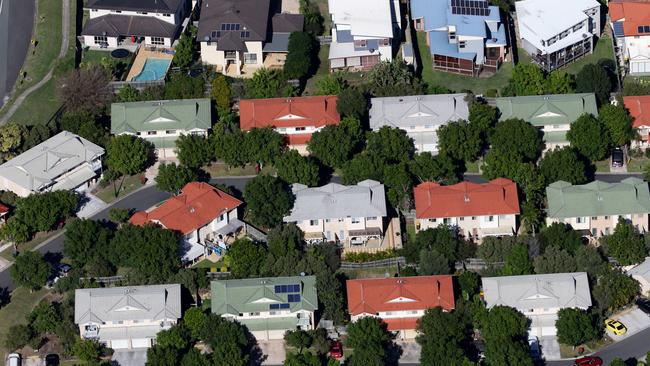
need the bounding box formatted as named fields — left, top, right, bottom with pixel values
left=73, top=271, right=595, bottom=348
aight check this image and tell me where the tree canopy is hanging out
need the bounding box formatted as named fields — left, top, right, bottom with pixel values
left=336, top=87, right=367, bottom=119
left=345, top=317, right=394, bottom=366
left=533, top=246, right=577, bottom=274
left=409, top=152, right=460, bottom=184
left=599, top=104, right=634, bottom=147
left=175, top=134, right=214, bottom=169
left=593, top=270, right=640, bottom=312
left=243, top=175, right=294, bottom=228
left=437, top=120, right=481, bottom=162
left=566, top=113, right=610, bottom=161
left=275, top=150, right=321, bottom=187
left=307, top=117, right=363, bottom=168
left=367, top=59, right=423, bottom=97
left=63, top=219, right=113, bottom=269
left=538, top=147, right=588, bottom=185
left=155, top=163, right=198, bottom=193
left=556, top=308, right=601, bottom=347
left=491, top=118, right=541, bottom=161
left=416, top=307, right=472, bottom=365
left=106, top=135, right=151, bottom=175
left=246, top=68, right=284, bottom=99
left=481, top=306, right=533, bottom=366
left=603, top=218, right=647, bottom=266
left=575, top=64, right=612, bottom=104
left=10, top=251, right=50, bottom=291
left=284, top=32, right=317, bottom=79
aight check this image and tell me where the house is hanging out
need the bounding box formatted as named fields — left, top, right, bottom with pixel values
left=74, top=284, right=181, bottom=349
left=197, top=0, right=304, bottom=76
left=411, top=0, right=507, bottom=76
left=211, top=275, right=318, bottom=340
left=111, top=98, right=212, bottom=158
left=627, top=257, right=650, bottom=296
left=283, top=180, right=391, bottom=251
left=328, top=0, right=401, bottom=70
left=515, top=0, right=601, bottom=71
left=130, top=182, right=244, bottom=264
left=369, top=94, right=469, bottom=153
left=546, top=178, right=650, bottom=238
left=0, top=204, right=8, bottom=224
left=346, top=276, right=455, bottom=339
left=482, top=272, right=592, bottom=337
left=0, top=131, right=104, bottom=197
left=610, top=0, right=650, bottom=75
left=623, top=96, right=650, bottom=147
left=239, top=96, right=340, bottom=154
left=81, top=0, right=192, bottom=49
left=414, top=178, right=520, bottom=241
left=494, top=93, right=599, bottom=151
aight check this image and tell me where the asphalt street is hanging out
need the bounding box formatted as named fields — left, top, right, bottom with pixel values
left=0, top=0, right=35, bottom=108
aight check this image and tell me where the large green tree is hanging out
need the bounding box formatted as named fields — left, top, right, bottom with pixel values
left=567, top=113, right=610, bottom=161
left=546, top=71, right=574, bottom=94
left=417, top=307, right=471, bottom=366
left=603, top=218, right=647, bottom=266
left=533, top=246, right=577, bottom=274
left=365, top=126, right=415, bottom=164
left=106, top=135, right=151, bottom=175
left=246, top=68, right=284, bottom=99
left=509, top=63, right=547, bottom=96
left=437, top=120, right=481, bottom=162
left=175, top=134, right=214, bottom=169
left=275, top=150, right=320, bottom=187
left=367, top=59, right=423, bottom=97
left=481, top=306, right=533, bottom=366
left=336, top=87, right=367, bottom=119
left=409, top=152, right=459, bottom=184
left=243, top=175, right=294, bottom=228
left=556, top=308, right=601, bottom=347
left=502, top=243, right=533, bottom=276
left=538, top=147, right=588, bottom=185
left=211, top=74, right=231, bottom=113
left=599, top=104, right=634, bottom=147
left=575, top=64, right=612, bottom=104
left=10, top=251, right=50, bottom=292
left=155, top=163, right=198, bottom=193
left=307, top=117, right=363, bottom=168
left=212, top=125, right=249, bottom=168
left=419, top=249, right=452, bottom=275
left=63, top=219, right=112, bottom=268
left=345, top=317, right=393, bottom=366
left=284, top=32, right=317, bottom=79
left=540, top=222, right=582, bottom=254
left=245, top=127, right=286, bottom=165
left=228, top=239, right=268, bottom=278
left=172, top=26, right=197, bottom=68
left=491, top=118, right=542, bottom=161
left=164, top=73, right=204, bottom=100
left=593, top=270, right=640, bottom=312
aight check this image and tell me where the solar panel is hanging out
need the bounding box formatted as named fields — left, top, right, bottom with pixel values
left=451, top=0, right=490, bottom=16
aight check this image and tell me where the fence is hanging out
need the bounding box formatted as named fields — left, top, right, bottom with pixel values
left=80, top=275, right=126, bottom=285
left=109, top=79, right=165, bottom=92
left=454, top=258, right=505, bottom=271
left=340, top=256, right=406, bottom=269
left=246, top=223, right=268, bottom=243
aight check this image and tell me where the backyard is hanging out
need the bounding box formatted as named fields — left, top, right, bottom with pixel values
left=0, top=288, right=48, bottom=358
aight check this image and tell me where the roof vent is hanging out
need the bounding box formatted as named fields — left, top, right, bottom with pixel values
left=464, top=194, right=470, bottom=203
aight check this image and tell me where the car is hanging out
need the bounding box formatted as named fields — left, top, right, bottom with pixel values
left=612, top=148, right=624, bottom=167
left=7, top=353, right=21, bottom=366
left=45, top=354, right=59, bottom=366
left=57, top=264, right=72, bottom=277
left=605, top=318, right=627, bottom=335
left=528, top=336, right=540, bottom=360
left=329, top=340, right=343, bottom=359
left=637, top=298, right=650, bottom=315
left=574, top=356, right=603, bottom=366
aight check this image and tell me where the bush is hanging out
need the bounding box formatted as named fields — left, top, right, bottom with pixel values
left=342, top=250, right=399, bottom=263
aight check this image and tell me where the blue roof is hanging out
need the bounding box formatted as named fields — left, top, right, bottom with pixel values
left=412, top=0, right=448, bottom=30
left=427, top=31, right=476, bottom=60
left=613, top=21, right=625, bottom=38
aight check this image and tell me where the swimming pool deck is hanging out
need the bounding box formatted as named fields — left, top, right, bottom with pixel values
left=126, top=47, right=173, bottom=82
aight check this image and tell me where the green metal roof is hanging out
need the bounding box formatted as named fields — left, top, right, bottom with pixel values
left=211, top=275, right=318, bottom=316
left=237, top=317, right=301, bottom=331
left=495, top=93, right=598, bottom=127
left=141, top=136, right=179, bottom=148
left=111, top=98, right=212, bottom=135
left=546, top=178, right=650, bottom=218
left=542, top=130, right=568, bottom=143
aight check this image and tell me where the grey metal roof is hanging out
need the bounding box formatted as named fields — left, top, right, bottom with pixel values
left=482, top=272, right=592, bottom=311
left=0, top=131, right=104, bottom=193
left=86, top=0, right=184, bottom=13
left=628, top=257, right=650, bottom=283
left=81, top=14, right=180, bottom=38
left=74, top=284, right=182, bottom=324
left=271, top=13, right=304, bottom=33
left=197, top=0, right=270, bottom=48
left=284, top=180, right=387, bottom=222
left=369, top=94, right=469, bottom=130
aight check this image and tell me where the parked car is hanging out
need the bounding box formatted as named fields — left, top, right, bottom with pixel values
left=329, top=340, right=343, bottom=359
left=528, top=336, right=541, bottom=360
left=612, top=148, right=624, bottom=167
left=574, top=356, right=602, bottom=366
left=605, top=318, right=627, bottom=335
left=7, top=353, right=21, bottom=366
left=637, top=298, right=650, bottom=315
left=45, top=354, right=59, bottom=366
left=57, top=264, right=72, bottom=277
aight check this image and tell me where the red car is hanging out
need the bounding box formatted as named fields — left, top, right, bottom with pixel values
left=574, top=356, right=603, bottom=366
left=329, top=340, right=343, bottom=359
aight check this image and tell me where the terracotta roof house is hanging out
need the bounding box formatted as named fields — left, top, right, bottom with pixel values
left=0, top=203, right=8, bottom=224
left=610, top=0, right=650, bottom=75
left=346, top=275, right=455, bottom=339
left=546, top=178, right=650, bottom=238
left=494, top=93, right=598, bottom=151
left=239, top=96, right=341, bottom=154
left=624, top=96, right=650, bottom=147
left=81, top=0, right=193, bottom=50
left=414, top=178, right=520, bottom=241
left=197, top=0, right=303, bottom=76
left=130, top=182, right=244, bottom=263
left=211, top=276, right=318, bottom=340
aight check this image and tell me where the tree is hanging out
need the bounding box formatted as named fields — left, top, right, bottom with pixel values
left=245, top=127, right=286, bottom=165
left=345, top=317, right=392, bottom=366
left=477, top=237, right=518, bottom=263
left=244, top=175, right=294, bottom=228
left=10, top=251, right=50, bottom=291
left=175, top=134, right=214, bottom=169
left=468, top=101, right=498, bottom=140
left=57, top=65, right=111, bottom=114
left=336, top=87, right=367, bottom=119
left=246, top=68, right=284, bottom=99
left=108, top=207, right=131, bottom=223
left=12, top=190, right=78, bottom=234
left=491, top=118, right=542, bottom=161
left=502, top=243, right=533, bottom=275
left=212, top=75, right=232, bottom=114
left=368, top=59, right=423, bottom=97
left=417, top=307, right=471, bottom=366
left=409, top=152, right=459, bottom=184
left=267, top=224, right=305, bottom=258
left=308, top=117, right=363, bottom=168
left=533, top=246, right=577, bottom=274
left=146, top=345, right=180, bottom=366
left=4, top=324, right=32, bottom=351
left=183, top=308, right=209, bottom=340
left=509, top=63, right=547, bottom=96
left=164, top=73, right=204, bottom=99
left=403, top=226, right=468, bottom=264
left=603, top=218, right=647, bottom=266
left=181, top=348, right=210, bottom=366
left=284, top=32, right=316, bottom=79
left=567, top=113, right=610, bottom=161
left=0, top=123, right=24, bottom=154
left=73, top=339, right=103, bottom=365
left=106, top=135, right=151, bottom=175
left=116, top=84, right=140, bottom=102
left=366, top=126, right=415, bottom=164
left=556, top=308, right=600, bottom=346
left=228, top=239, right=268, bottom=278
left=29, top=301, right=61, bottom=334
left=419, top=249, right=451, bottom=275
left=437, top=120, right=481, bottom=162
left=212, top=125, right=249, bottom=168
left=481, top=306, right=533, bottom=366
left=315, top=73, right=346, bottom=96
left=22, top=124, right=54, bottom=152
left=599, top=104, right=634, bottom=147
left=575, top=64, right=612, bottom=104
left=63, top=219, right=112, bottom=268
left=458, top=271, right=480, bottom=299
left=173, top=26, right=197, bottom=68
left=155, top=163, right=198, bottom=193
left=546, top=71, right=574, bottom=94
left=275, top=150, right=320, bottom=187
left=575, top=245, right=607, bottom=279
left=538, top=147, right=588, bottom=185
left=593, top=270, right=640, bottom=311
left=285, top=330, right=313, bottom=354
left=540, top=222, right=582, bottom=254
left=1, top=217, right=30, bottom=247
left=156, top=325, right=190, bottom=350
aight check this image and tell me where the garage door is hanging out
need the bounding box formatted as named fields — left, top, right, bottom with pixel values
left=110, top=339, right=130, bottom=349
left=267, top=330, right=285, bottom=340
left=131, top=338, right=151, bottom=348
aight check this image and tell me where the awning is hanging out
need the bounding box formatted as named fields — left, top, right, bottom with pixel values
left=215, top=218, right=244, bottom=236
left=51, top=165, right=97, bottom=191
left=97, top=325, right=162, bottom=341
left=180, top=240, right=204, bottom=263
left=304, top=231, right=325, bottom=240
left=349, top=228, right=383, bottom=237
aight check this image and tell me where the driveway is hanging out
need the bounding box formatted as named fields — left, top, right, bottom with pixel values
left=76, top=193, right=108, bottom=218
left=111, top=349, right=147, bottom=366
left=258, top=340, right=286, bottom=365
left=605, top=308, right=650, bottom=341
left=539, top=336, right=561, bottom=361
left=396, top=340, right=421, bottom=364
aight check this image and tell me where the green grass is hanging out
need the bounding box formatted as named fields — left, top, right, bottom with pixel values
left=340, top=266, right=399, bottom=279
left=0, top=288, right=48, bottom=358
left=559, top=337, right=613, bottom=358
left=406, top=223, right=416, bottom=244
left=626, top=157, right=650, bottom=172
left=594, top=160, right=611, bottom=173
left=92, top=175, right=145, bottom=203
left=416, top=32, right=514, bottom=94
left=9, top=78, right=58, bottom=125
left=562, top=34, right=616, bottom=75
left=465, top=160, right=480, bottom=173
left=205, top=163, right=276, bottom=177
left=192, top=259, right=226, bottom=270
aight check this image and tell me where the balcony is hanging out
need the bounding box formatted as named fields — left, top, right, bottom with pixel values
left=83, top=324, right=99, bottom=339
left=530, top=39, right=591, bottom=72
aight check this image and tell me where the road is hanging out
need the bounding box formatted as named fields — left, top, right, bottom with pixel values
left=0, top=0, right=35, bottom=109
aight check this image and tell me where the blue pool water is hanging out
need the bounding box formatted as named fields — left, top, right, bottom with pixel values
left=132, top=58, right=171, bottom=81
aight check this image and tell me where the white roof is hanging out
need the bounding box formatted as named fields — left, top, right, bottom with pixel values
left=0, top=131, right=104, bottom=193
left=482, top=272, right=592, bottom=311
left=628, top=257, right=650, bottom=283
left=284, top=180, right=388, bottom=222
left=515, top=0, right=598, bottom=51
left=369, top=94, right=469, bottom=130
left=329, top=0, right=393, bottom=38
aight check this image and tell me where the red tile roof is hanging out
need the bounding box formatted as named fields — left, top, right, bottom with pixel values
left=0, top=203, right=9, bottom=214
left=624, top=96, right=650, bottom=128
left=346, top=276, right=455, bottom=329
left=286, top=133, right=312, bottom=145
left=414, top=178, right=520, bottom=219
left=610, top=0, right=650, bottom=37
left=239, top=96, right=340, bottom=131
left=129, top=182, right=242, bottom=235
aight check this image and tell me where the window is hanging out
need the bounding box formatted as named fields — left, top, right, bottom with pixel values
left=269, top=311, right=276, bottom=315
left=288, top=294, right=301, bottom=302
left=243, top=53, right=257, bottom=64
left=309, top=219, right=319, bottom=226
left=241, top=31, right=250, bottom=38
left=163, top=13, right=171, bottom=17
left=147, top=131, right=158, bottom=135
left=249, top=312, right=260, bottom=316
left=576, top=217, right=585, bottom=224
left=325, top=219, right=330, bottom=223
left=449, top=31, right=456, bottom=40
left=591, top=228, right=597, bottom=236
left=591, top=216, right=597, bottom=220
left=429, top=218, right=437, bottom=223
left=351, top=218, right=361, bottom=224
left=354, top=39, right=367, bottom=48
left=94, top=35, right=107, bottom=44
left=409, top=126, right=416, bottom=130
left=604, top=216, right=610, bottom=220
left=443, top=218, right=451, bottom=224
left=559, top=30, right=570, bottom=39
left=487, top=216, right=494, bottom=222
left=367, top=217, right=377, bottom=221
left=165, top=130, right=176, bottom=134
left=460, top=217, right=464, bottom=221
left=116, top=321, right=123, bottom=325
left=471, top=216, right=476, bottom=220
left=115, top=10, right=122, bottom=13
left=151, top=37, right=165, bottom=46
left=211, top=31, right=218, bottom=38
left=379, top=38, right=391, bottom=46
left=295, top=127, right=306, bottom=131
left=573, top=23, right=583, bottom=31
left=459, top=41, right=466, bottom=48
left=425, top=125, right=433, bottom=129
left=138, top=12, right=149, bottom=15
left=605, top=227, right=611, bottom=235
left=132, top=320, right=139, bottom=323
left=553, top=125, right=560, bottom=129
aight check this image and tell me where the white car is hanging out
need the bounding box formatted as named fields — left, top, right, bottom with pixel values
left=8, top=353, right=21, bottom=366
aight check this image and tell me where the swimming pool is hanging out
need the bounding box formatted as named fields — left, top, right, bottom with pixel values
left=132, top=58, right=171, bottom=81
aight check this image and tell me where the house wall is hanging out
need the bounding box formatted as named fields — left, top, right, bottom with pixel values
left=200, top=41, right=265, bottom=69
left=294, top=216, right=385, bottom=242
left=546, top=213, right=649, bottom=237
left=83, top=35, right=119, bottom=48
left=244, top=41, right=264, bottom=68
left=78, top=317, right=178, bottom=346
left=622, top=36, right=650, bottom=75
left=416, top=214, right=517, bottom=241
left=225, top=309, right=315, bottom=339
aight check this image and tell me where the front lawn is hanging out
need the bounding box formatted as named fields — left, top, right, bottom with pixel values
left=92, top=175, right=146, bottom=203
left=0, top=288, right=48, bottom=358
left=559, top=338, right=613, bottom=358
left=204, top=162, right=276, bottom=177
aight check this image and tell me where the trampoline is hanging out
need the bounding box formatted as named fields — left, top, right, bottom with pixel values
left=111, top=48, right=130, bottom=59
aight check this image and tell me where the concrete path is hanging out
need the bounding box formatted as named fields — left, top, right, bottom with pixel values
left=76, top=192, right=108, bottom=219
left=0, top=0, right=69, bottom=124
